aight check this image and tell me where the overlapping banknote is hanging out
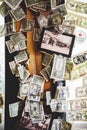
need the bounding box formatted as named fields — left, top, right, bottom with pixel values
left=65, top=12, right=87, bottom=29
left=0, top=2, right=11, bottom=17
left=71, top=62, right=87, bottom=80
left=67, top=110, right=87, bottom=121
left=0, top=22, right=16, bottom=37
left=65, top=0, right=87, bottom=17
left=65, top=0, right=87, bottom=28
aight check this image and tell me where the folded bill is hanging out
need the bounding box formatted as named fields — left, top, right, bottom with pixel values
left=9, top=102, right=19, bottom=117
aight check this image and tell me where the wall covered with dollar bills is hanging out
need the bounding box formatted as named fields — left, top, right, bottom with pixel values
left=0, top=0, right=87, bottom=130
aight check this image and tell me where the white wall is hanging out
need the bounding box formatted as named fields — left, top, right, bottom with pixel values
left=0, top=13, right=5, bottom=129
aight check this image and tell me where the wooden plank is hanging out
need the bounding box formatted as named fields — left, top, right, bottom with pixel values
left=27, top=9, right=37, bottom=75
left=27, top=9, right=52, bottom=91
left=16, top=9, right=52, bottom=91
left=16, top=21, right=21, bottom=32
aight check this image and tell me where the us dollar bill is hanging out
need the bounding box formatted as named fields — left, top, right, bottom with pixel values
left=51, top=118, right=71, bottom=130
left=29, top=101, right=44, bottom=122
left=50, top=99, right=57, bottom=112
left=5, top=40, right=17, bottom=53
left=55, top=86, right=68, bottom=100
left=62, top=20, right=75, bottom=27
left=10, top=32, right=26, bottom=44
left=33, top=28, right=42, bottom=41
left=42, top=51, right=53, bottom=66
left=58, top=24, right=75, bottom=35
left=20, top=18, right=35, bottom=32
left=17, top=41, right=27, bottom=51
left=68, top=98, right=87, bottom=111
left=17, top=65, right=24, bottom=80
left=32, top=1, right=49, bottom=11
left=46, top=91, right=51, bottom=105
left=19, top=83, right=29, bottom=97
left=0, top=2, right=10, bottom=17
left=67, top=110, right=87, bottom=121
left=14, top=50, right=28, bottom=64
left=9, top=102, right=19, bottom=117
left=40, top=67, right=49, bottom=82
left=28, top=82, right=42, bottom=102
left=10, top=6, right=26, bottom=21
left=50, top=0, right=57, bottom=10
left=75, top=86, right=87, bottom=98
left=32, top=75, right=45, bottom=87
left=71, top=62, right=87, bottom=80
left=65, top=12, right=87, bottom=29
left=4, top=0, right=23, bottom=10
left=9, top=60, right=17, bottom=75
left=6, top=40, right=27, bottom=53
left=53, top=4, right=67, bottom=16
left=64, top=59, right=73, bottom=80
left=24, top=0, right=40, bottom=7
left=66, top=0, right=87, bottom=17
left=20, top=67, right=30, bottom=83
left=0, top=22, right=16, bottom=37
left=51, top=54, right=66, bottom=80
